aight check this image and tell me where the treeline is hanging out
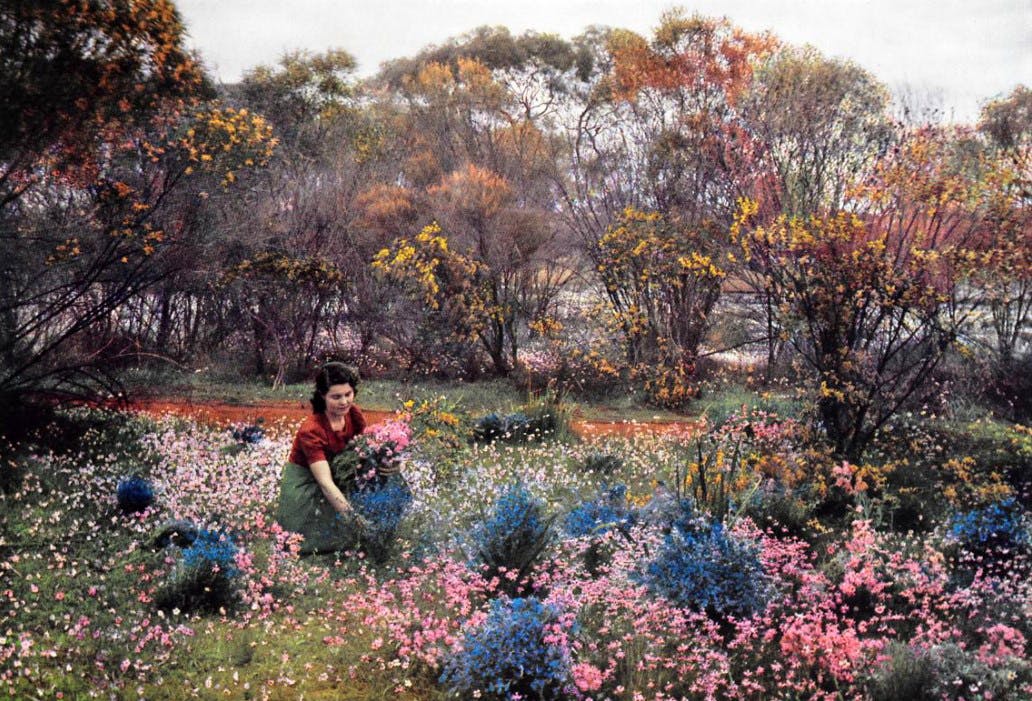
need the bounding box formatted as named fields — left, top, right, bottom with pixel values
left=1, top=2, right=1029, bottom=457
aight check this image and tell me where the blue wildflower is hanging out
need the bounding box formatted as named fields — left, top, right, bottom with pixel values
left=642, top=504, right=770, bottom=618
left=948, top=498, right=1029, bottom=560
left=563, top=484, right=635, bottom=538
left=349, top=475, right=413, bottom=561
left=471, top=483, right=555, bottom=595
left=182, top=529, right=240, bottom=579
left=440, top=596, right=572, bottom=700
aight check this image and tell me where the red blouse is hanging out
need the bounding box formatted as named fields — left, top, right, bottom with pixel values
left=287, top=406, right=366, bottom=467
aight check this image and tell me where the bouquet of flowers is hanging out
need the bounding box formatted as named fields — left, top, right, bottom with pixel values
left=330, top=418, right=413, bottom=561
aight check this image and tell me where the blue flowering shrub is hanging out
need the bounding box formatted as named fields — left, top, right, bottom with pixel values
left=440, top=597, right=573, bottom=700
left=116, top=476, right=154, bottom=513
left=230, top=420, right=265, bottom=445
left=565, top=485, right=636, bottom=577
left=155, top=528, right=242, bottom=614
left=947, top=498, right=1030, bottom=576
left=471, top=484, right=555, bottom=595
left=564, top=484, right=635, bottom=538
left=642, top=502, right=770, bottom=619
left=349, top=475, right=413, bottom=563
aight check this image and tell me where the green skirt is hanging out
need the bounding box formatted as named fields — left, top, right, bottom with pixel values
left=275, top=462, right=360, bottom=554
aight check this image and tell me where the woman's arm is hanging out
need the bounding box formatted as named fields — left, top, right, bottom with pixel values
left=308, top=459, right=370, bottom=528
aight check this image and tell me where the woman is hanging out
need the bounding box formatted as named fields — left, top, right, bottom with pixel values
left=276, top=363, right=372, bottom=554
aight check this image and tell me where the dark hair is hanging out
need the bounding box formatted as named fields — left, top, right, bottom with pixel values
left=310, top=363, right=360, bottom=414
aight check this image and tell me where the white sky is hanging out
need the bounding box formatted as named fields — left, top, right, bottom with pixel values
left=175, top=0, right=1031, bottom=123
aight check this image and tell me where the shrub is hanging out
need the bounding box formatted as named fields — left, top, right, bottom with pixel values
left=230, top=420, right=265, bottom=445
left=154, top=528, right=241, bottom=614
left=867, top=642, right=1032, bottom=701
left=865, top=642, right=943, bottom=701
left=643, top=503, right=770, bottom=619
left=471, top=484, right=555, bottom=595
left=563, top=485, right=634, bottom=538
left=741, top=480, right=815, bottom=540
left=116, top=476, right=154, bottom=514
left=439, top=596, right=573, bottom=700
left=472, top=396, right=571, bottom=445
left=948, top=497, right=1029, bottom=562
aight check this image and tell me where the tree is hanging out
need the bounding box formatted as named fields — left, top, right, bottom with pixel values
left=596, top=208, right=725, bottom=407
left=977, top=86, right=1032, bottom=368
left=218, top=49, right=398, bottom=379
left=731, top=129, right=1000, bottom=458
left=737, top=45, right=894, bottom=376
left=371, top=42, right=575, bottom=377
left=555, top=12, right=776, bottom=385
left=0, top=1, right=273, bottom=401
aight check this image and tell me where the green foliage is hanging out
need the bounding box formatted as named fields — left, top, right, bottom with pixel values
left=579, top=450, right=624, bottom=477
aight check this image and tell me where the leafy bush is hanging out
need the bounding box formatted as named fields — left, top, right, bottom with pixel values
left=867, top=641, right=1032, bottom=701
left=643, top=503, right=770, bottom=619
left=154, top=528, right=241, bottom=614
left=471, top=484, right=555, bottom=595
left=116, top=476, right=154, bottom=514
left=439, top=596, right=572, bottom=700
left=472, top=396, right=571, bottom=445
left=865, top=642, right=946, bottom=701
left=230, top=420, right=265, bottom=445
left=472, top=412, right=532, bottom=443
left=740, top=480, right=815, bottom=540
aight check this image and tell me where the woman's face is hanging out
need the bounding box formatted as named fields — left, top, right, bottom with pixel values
left=323, top=383, right=355, bottom=418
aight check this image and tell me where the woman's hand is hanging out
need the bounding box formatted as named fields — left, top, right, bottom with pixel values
left=350, top=510, right=373, bottom=533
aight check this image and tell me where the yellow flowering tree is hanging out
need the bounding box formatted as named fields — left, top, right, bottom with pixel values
left=597, top=207, right=725, bottom=407
left=372, top=223, right=490, bottom=375
left=731, top=129, right=1000, bottom=458
left=0, top=1, right=275, bottom=403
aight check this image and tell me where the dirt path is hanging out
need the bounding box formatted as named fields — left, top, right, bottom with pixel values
left=127, top=398, right=701, bottom=439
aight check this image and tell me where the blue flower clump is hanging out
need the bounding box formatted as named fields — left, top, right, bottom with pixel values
left=155, top=527, right=242, bottom=614
left=231, top=421, right=265, bottom=445
left=440, top=596, right=572, bottom=700
left=471, top=484, right=554, bottom=594
left=181, top=528, right=240, bottom=579
left=564, top=484, right=635, bottom=538
left=350, top=475, right=413, bottom=561
left=643, top=502, right=769, bottom=618
left=116, top=476, right=154, bottom=513
left=948, top=498, right=1029, bottom=559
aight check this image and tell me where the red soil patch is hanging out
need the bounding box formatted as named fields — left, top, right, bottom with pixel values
left=126, top=398, right=700, bottom=439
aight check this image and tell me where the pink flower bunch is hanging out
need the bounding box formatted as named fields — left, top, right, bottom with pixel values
left=367, top=418, right=412, bottom=454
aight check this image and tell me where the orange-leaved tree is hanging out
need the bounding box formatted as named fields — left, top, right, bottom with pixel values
left=555, top=12, right=776, bottom=396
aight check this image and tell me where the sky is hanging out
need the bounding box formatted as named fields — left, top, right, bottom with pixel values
left=174, top=0, right=1031, bottom=124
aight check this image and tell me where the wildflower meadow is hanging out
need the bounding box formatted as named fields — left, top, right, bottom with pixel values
left=1, top=400, right=1029, bottom=700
